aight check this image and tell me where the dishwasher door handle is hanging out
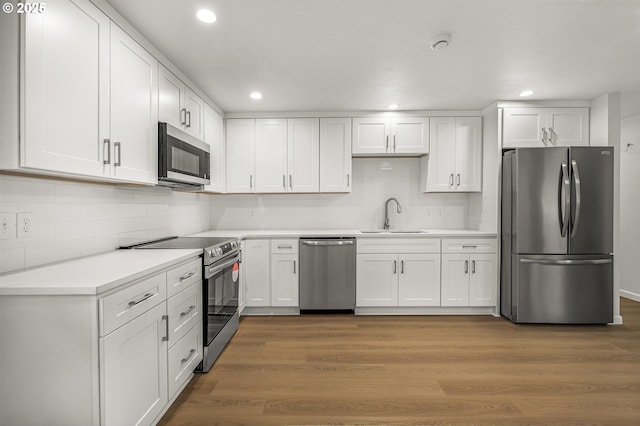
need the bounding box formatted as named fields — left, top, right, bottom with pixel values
left=301, top=240, right=354, bottom=246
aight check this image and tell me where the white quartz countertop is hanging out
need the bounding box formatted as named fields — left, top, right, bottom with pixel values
left=189, top=229, right=497, bottom=238
left=0, top=249, right=202, bottom=296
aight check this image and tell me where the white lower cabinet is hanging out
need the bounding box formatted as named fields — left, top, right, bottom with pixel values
left=356, top=238, right=441, bottom=307
left=243, top=239, right=299, bottom=309
left=440, top=239, right=497, bottom=307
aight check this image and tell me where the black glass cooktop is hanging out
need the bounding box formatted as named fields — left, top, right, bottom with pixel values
left=121, top=236, right=235, bottom=250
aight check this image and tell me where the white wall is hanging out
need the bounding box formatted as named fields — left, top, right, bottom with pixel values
left=620, top=89, right=640, bottom=301
left=210, top=158, right=470, bottom=230
left=0, top=175, right=211, bottom=274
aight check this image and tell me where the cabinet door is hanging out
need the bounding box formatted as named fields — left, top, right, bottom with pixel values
left=455, top=117, right=482, bottom=192
left=183, top=87, right=205, bottom=141
left=425, top=117, right=456, bottom=192
left=23, top=0, right=109, bottom=176
left=398, top=254, right=441, bottom=307
left=391, top=117, right=429, bottom=154
left=203, top=104, right=225, bottom=192
left=158, top=65, right=184, bottom=129
left=546, top=108, right=589, bottom=146
left=502, top=108, right=546, bottom=148
left=109, top=24, right=158, bottom=184
left=288, top=118, right=319, bottom=193
left=243, top=240, right=270, bottom=306
left=356, top=254, right=398, bottom=307
left=441, top=254, right=470, bottom=306
left=100, top=302, right=168, bottom=426
left=352, top=118, right=390, bottom=154
left=271, top=253, right=299, bottom=306
left=469, top=254, right=497, bottom=306
left=255, top=119, right=288, bottom=192
left=225, top=119, right=255, bottom=193
left=320, top=118, right=352, bottom=192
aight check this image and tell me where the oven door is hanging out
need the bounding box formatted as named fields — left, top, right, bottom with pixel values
left=203, top=251, right=240, bottom=347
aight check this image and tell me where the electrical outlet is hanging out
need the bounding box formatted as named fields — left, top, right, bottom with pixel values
left=0, top=213, right=16, bottom=239
left=17, top=212, right=33, bottom=238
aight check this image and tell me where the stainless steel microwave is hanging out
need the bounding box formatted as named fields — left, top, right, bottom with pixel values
left=158, top=122, right=210, bottom=188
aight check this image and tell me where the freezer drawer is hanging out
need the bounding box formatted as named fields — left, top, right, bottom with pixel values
left=512, top=254, right=613, bottom=324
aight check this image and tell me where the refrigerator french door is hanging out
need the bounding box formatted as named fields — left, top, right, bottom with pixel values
left=501, top=147, right=614, bottom=324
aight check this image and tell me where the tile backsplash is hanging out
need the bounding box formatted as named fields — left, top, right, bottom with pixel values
left=0, top=174, right=210, bottom=274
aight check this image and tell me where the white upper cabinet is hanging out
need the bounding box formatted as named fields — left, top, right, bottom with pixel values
left=319, top=118, right=352, bottom=193
left=158, top=65, right=205, bottom=141
left=423, top=116, right=482, bottom=192
left=255, top=119, right=289, bottom=193
left=288, top=118, right=320, bottom=193
left=225, top=119, right=256, bottom=193
left=109, top=23, right=158, bottom=184
left=203, top=104, right=225, bottom=193
left=23, top=0, right=110, bottom=177
left=503, top=107, right=589, bottom=148
left=352, top=117, right=428, bottom=155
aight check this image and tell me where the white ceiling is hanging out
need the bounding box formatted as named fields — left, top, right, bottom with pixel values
left=106, top=0, right=640, bottom=113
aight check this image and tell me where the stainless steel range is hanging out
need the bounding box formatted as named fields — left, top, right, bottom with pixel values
left=122, top=236, right=240, bottom=372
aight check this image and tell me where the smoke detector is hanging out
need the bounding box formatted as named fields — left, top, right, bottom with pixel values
left=430, top=34, right=451, bottom=51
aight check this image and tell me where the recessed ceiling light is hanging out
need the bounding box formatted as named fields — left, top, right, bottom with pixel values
left=388, top=104, right=399, bottom=110
left=520, top=90, right=534, bottom=97
left=250, top=92, right=262, bottom=100
left=430, top=34, right=451, bottom=51
left=196, top=9, right=217, bottom=24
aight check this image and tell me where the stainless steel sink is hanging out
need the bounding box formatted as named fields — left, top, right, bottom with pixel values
left=359, top=229, right=427, bottom=234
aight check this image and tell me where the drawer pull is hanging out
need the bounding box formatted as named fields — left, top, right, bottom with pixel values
left=180, top=305, right=196, bottom=317
left=462, top=245, right=478, bottom=249
left=277, top=245, right=292, bottom=249
left=128, top=293, right=154, bottom=307
left=181, top=348, right=197, bottom=363
left=179, top=271, right=196, bottom=281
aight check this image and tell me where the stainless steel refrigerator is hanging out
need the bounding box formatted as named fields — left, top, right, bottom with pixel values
left=501, top=147, right=613, bottom=324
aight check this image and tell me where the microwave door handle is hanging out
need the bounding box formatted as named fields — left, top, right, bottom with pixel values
left=570, top=160, right=581, bottom=237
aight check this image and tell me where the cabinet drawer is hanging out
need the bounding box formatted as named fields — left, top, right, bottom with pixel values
left=271, top=239, right=299, bottom=254
left=357, top=238, right=441, bottom=254
left=100, top=273, right=167, bottom=337
left=167, top=282, right=201, bottom=345
left=168, top=321, right=202, bottom=399
left=167, top=258, right=201, bottom=298
left=441, top=238, right=497, bottom=254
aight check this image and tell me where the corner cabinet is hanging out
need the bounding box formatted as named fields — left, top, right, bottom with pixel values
left=352, top=117, right=429, bottom=156
left=502, top=107, right=589, bottom=148
left=7, top=0, right=158, bottom=184
left=422, top=116, right=482, bottom=192
left=203, top=104, right=225, bottom=193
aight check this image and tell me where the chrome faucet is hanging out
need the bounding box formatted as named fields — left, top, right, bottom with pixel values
left=383, top=197, right=402, bottom=230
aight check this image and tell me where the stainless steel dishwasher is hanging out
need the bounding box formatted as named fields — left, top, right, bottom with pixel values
left=299, top=237, right=356, bottom=312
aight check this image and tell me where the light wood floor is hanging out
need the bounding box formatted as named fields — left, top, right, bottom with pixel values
left=159, top=298, right=640, bottom=425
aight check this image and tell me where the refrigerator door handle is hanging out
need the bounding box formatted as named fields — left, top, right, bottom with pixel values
left=571, top=159, right=582, bottom=237
left=520, top=258, right=612, bottom=265
left=559, top=161, right=570, bottom=237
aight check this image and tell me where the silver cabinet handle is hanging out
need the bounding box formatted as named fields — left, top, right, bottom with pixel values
left=393, top=134, right=396, bottom=151
left=162, top=314, right=169, bottom=342
left=277, top=244, right=292, bottom=249
left=571, top=159, right=581, bottom=237
left=180, top=108, right=187, bottom=126
left=347, top=174, right=350, bottom=187
left=114, top=142, right=121, bottom=167
left=456, top=174, right=461, bottom=187
left=301, top=240, right=354, bottom=246
left=548, top=127, right=554, bottom=143
left=541, top=128, right=547, bottom=144
left=128, top=292, right=154, bottom=307
left=449, top=173, right=454, bottom=187
left=520, top=258, right=612, bottom=265
left=103, top=139, right=111, bottom=165
left=293, top=260, right=296, bottom=274
left=386, top=135, right=389, bottom=150
left=186, top=110, right=191, bottom=128
left=289, top=174, right=293, bottom=189
left=180, top=305, right=196, bottom=317
left=393, top=260, right=397, bottom=274
left=462, top=245, right=477, bottom=249
left=560, top=161, right=570, bottom=237
left=179, top=271, right=196, bottom=281
left=400, top=260, right=404, bottom=274
left=464, top=260, right=468, bottom=274
left=250, top=175, right=253, bottom=189
left=472, top=260, right=476, bottom=274
left=282, top=174, right=286, bottom=189
left=181, top=348, right=197, bottom=363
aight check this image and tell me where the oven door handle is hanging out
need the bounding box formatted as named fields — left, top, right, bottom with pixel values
left=206, top=255, right=240, bottom=278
